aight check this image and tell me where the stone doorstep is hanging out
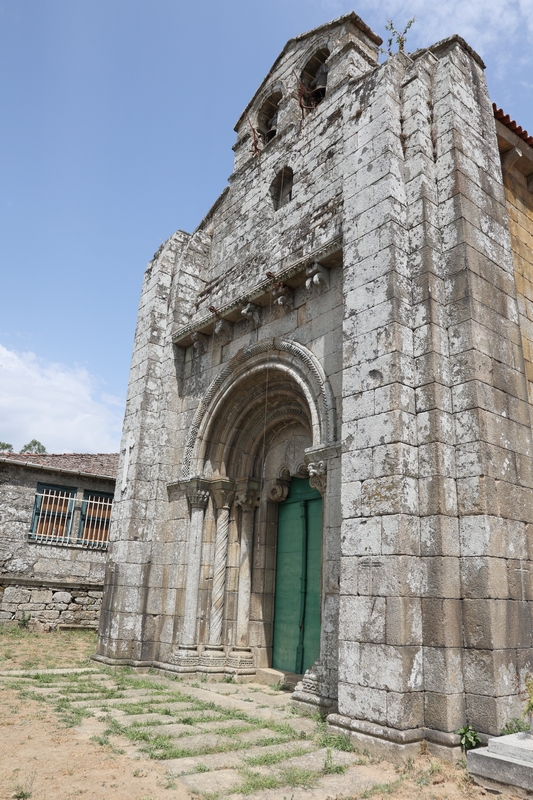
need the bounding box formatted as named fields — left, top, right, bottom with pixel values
left=255, top=667, right=302, bottom=690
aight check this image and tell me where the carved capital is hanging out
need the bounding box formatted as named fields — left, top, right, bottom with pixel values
left=241, top=302, right=261, bottom=328
left=269, top=479, right=290, bottom=503
left=210, top=478, right=235, bottom=510
left=308, top=460, right=327, bottom=495
left=191, top=331, right=209, bottom=354
left=181, top=477, right=210, bottom=508
left=305, top=262, right=330, bottom=292
left=235, top=479, right=261, bottom=511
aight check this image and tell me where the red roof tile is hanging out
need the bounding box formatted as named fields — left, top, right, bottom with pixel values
left=493, top=103, right=533, bottom=148
left=0, top=452, right=118, bottom=479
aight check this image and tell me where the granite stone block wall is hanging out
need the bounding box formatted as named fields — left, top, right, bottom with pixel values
left=95, top=11, right=533, bottom=753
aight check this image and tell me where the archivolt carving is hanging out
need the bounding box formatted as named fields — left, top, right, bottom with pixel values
left=181, top=338, right=336, bottom=479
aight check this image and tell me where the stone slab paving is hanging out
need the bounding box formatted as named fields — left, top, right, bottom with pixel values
left=0, top=667, right=403, bottom=798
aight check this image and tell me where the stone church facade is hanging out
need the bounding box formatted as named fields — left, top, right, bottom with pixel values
left=96, top=13, right=533, bottom=756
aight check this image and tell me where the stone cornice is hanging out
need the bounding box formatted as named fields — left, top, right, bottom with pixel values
left=171, top=236, right=342, bottom=347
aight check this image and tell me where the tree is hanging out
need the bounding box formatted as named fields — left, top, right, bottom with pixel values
left=0, top=442, right=13, bottom=452
left=20, top=440, right=47, bottom=454
left=381, top=17, right=416, bottom=57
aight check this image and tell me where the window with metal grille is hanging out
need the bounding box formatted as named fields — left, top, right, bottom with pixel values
left=30, top=484, right=76, bottom=545
left=78, top=491, right=113, bottom=549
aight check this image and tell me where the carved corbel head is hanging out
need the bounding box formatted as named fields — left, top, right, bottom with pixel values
left=305, top=262, right=330, bottom=292
left=214, top=318, right=233, bottom=344
left=272, top=283, right=293, bottom=309
left=241, top=302, right=261, bottom=328
left=191, top=331, right=209, bottom=354
left=307, top=460, right=327, bottom=495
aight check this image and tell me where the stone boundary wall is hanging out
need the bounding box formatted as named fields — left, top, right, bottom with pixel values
left=0, top=579, right=103, bottom=630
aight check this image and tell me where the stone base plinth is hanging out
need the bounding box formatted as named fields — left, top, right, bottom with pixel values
left=198, top=645, right=226, bottom=674
left=226, top=647, right=255, bottom=676
left=468, top=732, right=533, bottom=798
left=167, top=645, right=200, bottom=673
left=327, top=714, right=462, bottom=764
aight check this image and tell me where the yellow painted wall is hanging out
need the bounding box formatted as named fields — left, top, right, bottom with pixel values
left=503, top=168, right=533, bottom=409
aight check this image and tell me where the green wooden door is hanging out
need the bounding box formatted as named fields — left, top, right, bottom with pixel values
left=272, top=478, right=322, bottom=674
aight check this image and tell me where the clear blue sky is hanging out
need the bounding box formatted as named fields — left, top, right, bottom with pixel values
left=1, top=0, right=532, bottom=452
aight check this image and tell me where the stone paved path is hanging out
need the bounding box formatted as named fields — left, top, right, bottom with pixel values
left=0, top=666, right=404, bottom=799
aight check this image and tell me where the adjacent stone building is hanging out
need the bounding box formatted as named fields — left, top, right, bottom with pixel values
left=95, top=12, right=533, bottom=757
left=0, top=452, right=117, bottom=628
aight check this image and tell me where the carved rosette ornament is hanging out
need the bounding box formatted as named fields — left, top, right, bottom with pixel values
left=307, top=460, right=327, bottom=495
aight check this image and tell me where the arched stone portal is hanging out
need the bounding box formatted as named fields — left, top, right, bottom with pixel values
left=171, top=339, right=338, bottom=708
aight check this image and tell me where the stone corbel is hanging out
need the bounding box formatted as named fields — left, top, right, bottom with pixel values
left=305, top=262, right=330, bottom=292
left=268, top=479, right=290, bottom=503
left=501, top=146, right=522, bottom=171
left=191, top=331, right=209, bottom=354
left=214, top=318, right=233, bottom=344
left=307, top=460, right=327, bottom=495
left=272, top=283, right=293, bottom=309
left=241, top=302, right=261, bottom=328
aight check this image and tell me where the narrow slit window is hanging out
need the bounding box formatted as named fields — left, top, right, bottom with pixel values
left=270, top=167, right=293, bottom=211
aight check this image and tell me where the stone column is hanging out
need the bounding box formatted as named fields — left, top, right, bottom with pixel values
left=199, top=478, right=235, bottom=674
left=170, top=478, right=209, bottom=672
left=227, top=480, right=260, bottom=676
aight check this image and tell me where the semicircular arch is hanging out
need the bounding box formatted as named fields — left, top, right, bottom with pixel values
left=181, top=338, right=336, bottom=479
